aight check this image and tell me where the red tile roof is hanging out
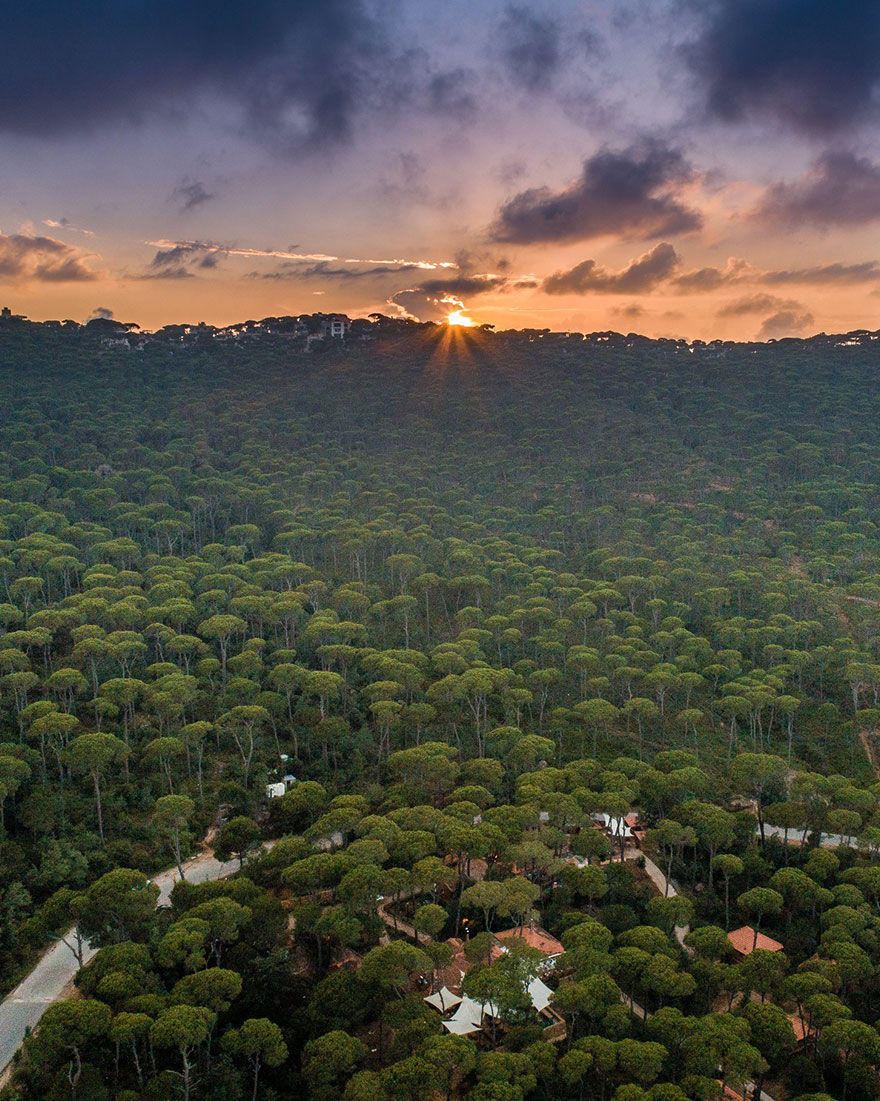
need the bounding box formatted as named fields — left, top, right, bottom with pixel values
left=787, top=1012, right=814, bottom=1043
left=495, top=925, right=564, bottom=957
left=727, top=926, right=784, bottom=956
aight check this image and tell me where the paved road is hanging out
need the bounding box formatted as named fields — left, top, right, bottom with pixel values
left=761, top=823, right=849, bottom=849
left=0, top=850, right=241, bottom=1076
left=625, top=850, right=690, bottom=946
left=0, top=818, right=856, bottom=1078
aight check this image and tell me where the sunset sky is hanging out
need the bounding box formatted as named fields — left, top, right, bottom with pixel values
left=3, top=0, right=880, bottom=339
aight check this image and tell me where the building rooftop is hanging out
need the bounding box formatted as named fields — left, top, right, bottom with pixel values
left=727, top=926, right=784, bottom=956
left=787, top=1012, right=814, bottom=1043
left=495, top=925, right=564, bottom=958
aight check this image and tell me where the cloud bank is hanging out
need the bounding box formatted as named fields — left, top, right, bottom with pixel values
left=544, top=243, right=680, bottom=294
left=0, top=1, right=463, bottom=150
left=752, top=152, right=880, bottom=228
left=688, top=0, right=880, bottom=136
left=0, top=231, right=98, bottom=282
left=490, top=142, right=702, bottom=244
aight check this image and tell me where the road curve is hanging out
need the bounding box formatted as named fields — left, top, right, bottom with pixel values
left=0, top=823, right=854, bottom=1076
left=0, top=850, right=241, bottom=1076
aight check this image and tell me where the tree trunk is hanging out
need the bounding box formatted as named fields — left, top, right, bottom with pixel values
left=252, top=1057, right=261, bottom=1101
left=92, top=769, right=104, bottom=841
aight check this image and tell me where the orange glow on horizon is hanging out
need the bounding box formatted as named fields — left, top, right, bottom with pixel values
left=446, top=309, right=475, bottom=327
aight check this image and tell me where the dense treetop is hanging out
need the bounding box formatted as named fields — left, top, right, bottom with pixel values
left=3, top=318, right=880, bottom=1099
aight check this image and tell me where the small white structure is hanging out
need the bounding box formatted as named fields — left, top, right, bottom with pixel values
left=265, top=781, right=286, bottom=799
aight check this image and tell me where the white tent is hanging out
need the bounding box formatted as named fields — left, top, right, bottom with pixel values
left=442, top=996, right=485, bottom=1036
left=443, top=1016, right=482, bottom=1035
left=424, top=987, right=463, bottom=1013
left=528, top=977, right=553, bottom=1013
left=593, top=813, right=632, bottom=837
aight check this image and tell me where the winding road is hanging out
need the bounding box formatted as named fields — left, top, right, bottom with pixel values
left=0, top=817, right=859, bottom=1079
left=0, top=849, right=242, bottom=1076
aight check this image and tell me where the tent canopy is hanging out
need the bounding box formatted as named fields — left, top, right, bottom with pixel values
left=424, top=986, right=463, bottom=1012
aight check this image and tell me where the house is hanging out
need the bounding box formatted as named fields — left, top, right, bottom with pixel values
left=322, top=316, right=351, bottom=338
left=495, top=924, right=564, bottom=965
left=437, top=937, right=502, bottom=989
left=727, top=926, right=784, bottom=960
left=423, top=922, right=568, bottom=1044
left=265, top=773, right=296, bottom=799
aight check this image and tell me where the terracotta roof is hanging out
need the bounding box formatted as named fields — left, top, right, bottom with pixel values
left=438, top=937, right=502, bottom=989
left=495, top=925, right=564, bottom=957
left=727, top=926, right=784, bottom=955
left=787, top=1012, right=814, bottom=1043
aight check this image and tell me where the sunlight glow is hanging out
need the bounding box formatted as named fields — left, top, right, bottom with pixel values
left=446, top=309, right=475, bottom=327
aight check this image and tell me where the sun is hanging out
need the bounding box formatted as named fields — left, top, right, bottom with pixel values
left=446, top=309, right=475, bottom=327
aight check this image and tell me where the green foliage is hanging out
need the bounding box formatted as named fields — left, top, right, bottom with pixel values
left=8, top=322, right=880, bottom=1099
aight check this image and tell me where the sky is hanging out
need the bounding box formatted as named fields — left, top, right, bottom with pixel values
left=3, top=0, right=880, bottom=340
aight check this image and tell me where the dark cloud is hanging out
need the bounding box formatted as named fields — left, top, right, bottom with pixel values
left=0, top=231, right=97, bottom=282
left=388, top=271, right=533, bottom=322
left=417, top=274, right=515, bottom=297
left=426, top=69, right=478, bottom=118
left=613, top=304, right=646, bottom=320
left=490, top=142, right=701, bottom=244
left=673, top=256, right=880, bottom=292
left=143, top=241, right=224, bottom=279
left=498, top=5, right=561, bottom=92
left=172, top=180, right=216, bottom=213
left=544, top=243, right=681, bottom=295
left=149, top=243, right=216, bottom=268
left=762, top=260, right=880, bottom=285
left=752, top=152, right=880, bottom=228
left=673, top=258, right=751, bottom=292
left=0, top=2, right=446, bottom=150
left=138, top=267, right=196, bottom=281
left=389, top=289, right=460, bottom=323
left=88, top=306, right=113, bottom=320
left=716, top=293, right=804, bottom=317
left=454, top=249, right=512, bottom=275
left=687, top=0, right=880, bottom=136
left=256, top=261, right=425, bottom=281
left=758, top=308, right=815, bottom=339
left=390, top=271, right=536, bottom=320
